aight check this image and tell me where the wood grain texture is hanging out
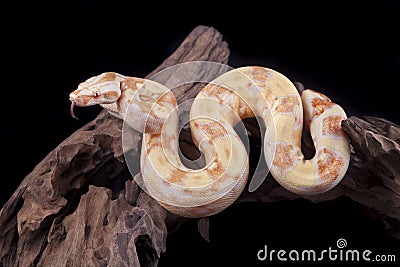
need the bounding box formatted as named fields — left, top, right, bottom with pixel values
left=0, top=25, right=229, bottom=267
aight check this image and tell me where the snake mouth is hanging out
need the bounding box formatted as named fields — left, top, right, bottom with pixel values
left=70, top=101, right=79, bottom=120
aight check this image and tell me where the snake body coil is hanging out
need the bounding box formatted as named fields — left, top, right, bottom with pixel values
left=69, top=66, right=350, bottom=218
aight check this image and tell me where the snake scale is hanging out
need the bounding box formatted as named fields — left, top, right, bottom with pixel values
left=69, top=66, right=350, bottom=218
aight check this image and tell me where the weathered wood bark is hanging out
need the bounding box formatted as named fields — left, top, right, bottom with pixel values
left=0, top=25, right=229, bottom=267
left=1, top=24, right=399, bottom=267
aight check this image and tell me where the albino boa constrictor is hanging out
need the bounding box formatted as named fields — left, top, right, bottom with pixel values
left=69, top=66, right=350, bottom=218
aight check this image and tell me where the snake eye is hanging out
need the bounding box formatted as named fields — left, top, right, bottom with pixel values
left=94, top=91, right=101, bottom=98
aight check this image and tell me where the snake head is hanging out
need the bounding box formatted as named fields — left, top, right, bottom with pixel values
left=69, top=72, right=123, bottom=119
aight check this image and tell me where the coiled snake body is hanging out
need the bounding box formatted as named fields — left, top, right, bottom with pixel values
left=69, top=66, right=350, bottom=218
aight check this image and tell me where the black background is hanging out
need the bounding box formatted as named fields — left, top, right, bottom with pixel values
left=1, top=0, right=399, bottom=266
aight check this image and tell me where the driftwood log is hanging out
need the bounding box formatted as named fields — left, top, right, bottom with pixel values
left=0, top=25, right=399, bottom=266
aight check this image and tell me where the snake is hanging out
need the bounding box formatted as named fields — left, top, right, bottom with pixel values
left=69, top=66, right=350, bottom=218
